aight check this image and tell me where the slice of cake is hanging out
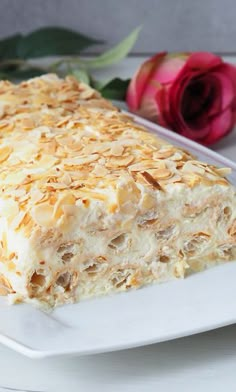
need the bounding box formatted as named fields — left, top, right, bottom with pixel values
left=0, top=74, right=235, bottom=307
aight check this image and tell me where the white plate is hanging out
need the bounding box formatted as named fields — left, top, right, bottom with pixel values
left=0, top=113, right=236, bottom=359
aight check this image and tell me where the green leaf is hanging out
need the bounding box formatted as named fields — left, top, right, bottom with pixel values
left=0, top=67, right=46, bottom=81
left=10, top=67, right=46, bottom=79
left=17, top=27, right=102, bottom=59
left=71, top=68, right=90, bottom=84
left=98, top=78, right=130, bottom=100
left=85, top=26, right=141, bottom=69
left=0, top=34, right=22, bottom=59
left=0, top=63, right=19, bottom=72
left=0, top=72, right=8, bottom=80
left=92, top=79, right=107, bottom=90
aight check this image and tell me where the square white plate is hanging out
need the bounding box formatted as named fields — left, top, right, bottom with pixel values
left=0, top=113, right=236, bottom=359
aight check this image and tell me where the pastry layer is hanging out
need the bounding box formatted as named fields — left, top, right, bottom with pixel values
left=0, top=74, right=235, bottom=307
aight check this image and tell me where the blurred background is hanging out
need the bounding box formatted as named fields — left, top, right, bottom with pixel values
left=0, top=0, right=236, bottom=54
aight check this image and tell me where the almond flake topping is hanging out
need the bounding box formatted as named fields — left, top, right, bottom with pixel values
left=0, top=146, right=12, bottom=163
left=0, top=73, right=230, bottom=237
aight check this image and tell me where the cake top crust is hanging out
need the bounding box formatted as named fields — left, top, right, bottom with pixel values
left=0, top=74, right=231, bottom=234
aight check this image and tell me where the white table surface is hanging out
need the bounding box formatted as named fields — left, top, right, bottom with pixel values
left=1, top=56, right=236, bottom=392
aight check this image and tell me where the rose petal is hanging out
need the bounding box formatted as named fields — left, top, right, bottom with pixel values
left=127, top=50, right=236, bottom=147
left=150, top=54, right=187, bottom=84
left=169, top=74, right=194, bottom=130
left=156, top=85, right=176, bottom=128
left=203, top=76, right=222, bottom=117
left=185, top=52, right=222, bottom=71
left=138, top=55, right=187, bottom=114
left=203, top=107, right=233, bottom=145
left=211, top=68, right=236, bottom=110
left=181, top=123, right=211, bottom=141
left=219, top=63, right=236, bottom=92
left=172, top=52, right=223, bottom=92
left=126, top=52, right=167, bottom=110
left=137, top=96, right=161, bottom=122
left=182, top=75, right=221, bottom=122
left=170, top=73, right=222, bottom=134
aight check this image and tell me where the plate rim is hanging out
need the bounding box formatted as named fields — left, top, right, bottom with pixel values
left=1, top=113, right=236, bottom=359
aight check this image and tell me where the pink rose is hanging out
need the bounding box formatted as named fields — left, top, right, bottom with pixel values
left=126, top=52, right=236, bottom=145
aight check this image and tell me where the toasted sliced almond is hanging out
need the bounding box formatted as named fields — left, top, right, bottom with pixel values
left=53, top=193, right=76, bottom=219
left=129, top=160, right=166, bottom=172
left=61, top=172, right=72, bottom=186
left=0, top=275, right=13, bottom=296
left=31, top=203, right=55, bottom=228
left=228, top=220, right=236, bottom=237
left=140, top=171, right=163, bottom=191
left=92, top=164, right=109, bottom=177
left=63, top=154, right=99, bottom=166
left=149, top=168, right=172, bottom=179
left=214, top=167, right=231, bottom=177
left=104, top=144, right=124, bottom=157
left=153, top=149, right=174, bottom=159
left=10, top=210, right=27, bottom=230
left=182, top=161, right=205, bottom=175
left=30, top=189, right=45, bottom=204
left=0, top=145, right=12, bottom=163
left=107, top=155, right=134, bottom=168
